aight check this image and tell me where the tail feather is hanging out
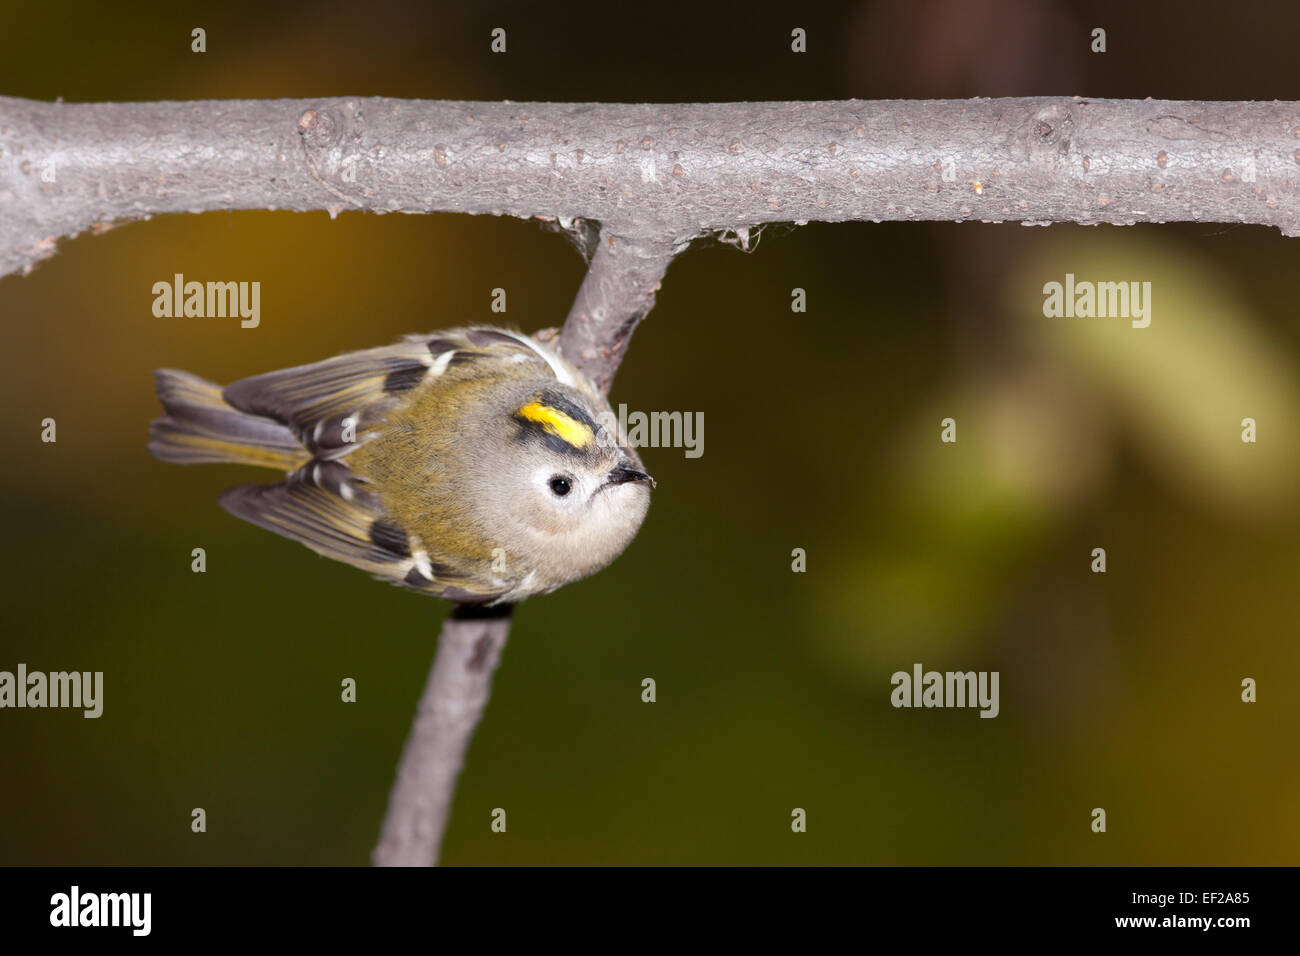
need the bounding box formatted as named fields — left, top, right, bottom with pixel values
left=149, top=369, right=307, bottom=471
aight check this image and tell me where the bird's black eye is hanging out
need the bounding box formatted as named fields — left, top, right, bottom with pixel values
left=548, top=475, right=572, bottom=497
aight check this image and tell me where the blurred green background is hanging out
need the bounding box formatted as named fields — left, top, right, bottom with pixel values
left=1, top=0, right=1297, bottom=865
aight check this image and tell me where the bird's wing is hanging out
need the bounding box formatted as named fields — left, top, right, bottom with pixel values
left=222, top=327, right=583, bottom=458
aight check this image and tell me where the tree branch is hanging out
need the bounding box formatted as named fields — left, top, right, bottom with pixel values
left=372, top=605, right=512, bottom=867
left=371, top=223, right=658, bottom=866
left=557, top=233, right=679, bottom=392
left=3, top=95, right=1299, bottom=279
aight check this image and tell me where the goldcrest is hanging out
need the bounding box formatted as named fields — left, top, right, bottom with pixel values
left=149, top=327, right=653, bottom=604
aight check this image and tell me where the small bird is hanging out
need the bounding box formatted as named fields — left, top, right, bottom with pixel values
left=149, top=327, right=653, bottom=604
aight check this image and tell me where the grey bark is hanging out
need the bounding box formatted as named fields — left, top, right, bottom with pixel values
left=372, top=607, right=511, bottom=867
left=556, top=234, right=680, bottom=392
left=368, top=216, right=651, bottom=865
left=3, top=95, right=1299, bottom=284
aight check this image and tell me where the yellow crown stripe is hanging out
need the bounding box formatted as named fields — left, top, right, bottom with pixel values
left=517, top=401, right=594, bottom=448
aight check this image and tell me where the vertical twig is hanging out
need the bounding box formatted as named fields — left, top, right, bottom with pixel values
left=372, top=605, right=513, bottom=867
left=372, top=224, right=681, bottom=866
left=557, top=233, right=681, bottom=393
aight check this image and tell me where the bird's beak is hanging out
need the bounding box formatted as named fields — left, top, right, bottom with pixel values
left=606, top=465, right=656, bottom=489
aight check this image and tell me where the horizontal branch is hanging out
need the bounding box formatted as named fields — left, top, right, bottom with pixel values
left=2, top=95, right=1299, bottom=278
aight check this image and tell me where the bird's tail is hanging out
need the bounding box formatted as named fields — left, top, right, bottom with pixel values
left=149, top=369, right=308, bottom=472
